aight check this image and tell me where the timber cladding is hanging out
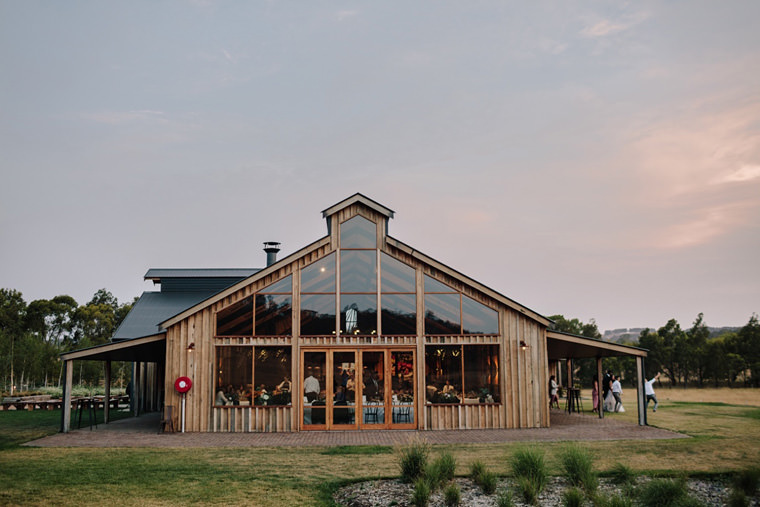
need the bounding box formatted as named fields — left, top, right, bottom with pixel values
left=162, top=199, right=550, bottom=432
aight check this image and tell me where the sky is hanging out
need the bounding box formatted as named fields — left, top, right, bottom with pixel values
left=1, top=1, right=759, bottom=333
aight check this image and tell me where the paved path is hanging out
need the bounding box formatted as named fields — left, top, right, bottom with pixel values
left=24, top=409, right=686, bottom=448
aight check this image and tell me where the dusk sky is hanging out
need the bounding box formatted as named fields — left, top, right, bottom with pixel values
left=1, top=1, right=758, bottom=333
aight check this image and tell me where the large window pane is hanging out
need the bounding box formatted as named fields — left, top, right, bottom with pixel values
left=259, top=275, right=292, bottom=294
left=253, top=347, right=292, bottom=406
left=391, top=351, right=415, bottom=424
left=340, top=294, right=377, bottom=335
left=255, top=294, right=292, bottom=335
left=424, top=345, right=462, bottom=403
left=340, top=215, right=377, bottom=248
left=340, top=250, right=377, bottom=293
left=462, top=295, right=499, bottom=334
left=300, top=294, right=336, bottom=335
left=362, top=351, right=385, bottom=424
left=215, top=346, right=252, bottom=406
left=216, top=297, right=253, bottom=336
left=301, top=254, right=336, bottom=293
left=424, top=275, right=456, bottom=293
left=381, top=294, right=416, bottom=335
left=381, top=253, right=415, bottom=293
left=424, top=293, right=461, bottom=334
left=463, top=345, right=500, bottom=403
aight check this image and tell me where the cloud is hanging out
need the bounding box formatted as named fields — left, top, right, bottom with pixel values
left=714, top=165, right=760, bottom=184
left=654, top=203, right=749, bottom=250
left=80, top=110, right=167, bottom=125
left=580, top=19, right=627, bottom=38
left=335, top=10, right=358, bottom=21
left=580, top=10, right=650, bottom=38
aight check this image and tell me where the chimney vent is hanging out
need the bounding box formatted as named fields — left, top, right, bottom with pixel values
left=263, top=242, right=281, bottom=266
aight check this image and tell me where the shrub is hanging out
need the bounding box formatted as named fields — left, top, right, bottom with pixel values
left=509, top=447, right=549, bottom=495
left=516, top=476, right=539, bottom=505
left=496, top=489, right=515, bottom=507
left=428, top=452, right=456, bottom=486
left=560, top=445, right=598, bottom=495
left=733, top=467, right=760, bottom=496
left=727, top=489, right=749, bottom=507
left=411, top=477, right=431, bottom=507
left=398, top=438, right=430, bottom=483
left=443, top=482, right=461, bottom=507
left=561, top=487, right=584, bottom=507
left=593, top=492, right=633, bottom=507
left=608, top=462, right=636, bottom=485
left=637, top=477, right=701, bottom=507
left=479, top=470, right=498, bottom=495
left=470, top=460, right=487, bottom=481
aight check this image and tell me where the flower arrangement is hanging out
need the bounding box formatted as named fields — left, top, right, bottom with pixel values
left=433, top=392, right=460, bottom=404
left=398, top=393, right=414, bottom=403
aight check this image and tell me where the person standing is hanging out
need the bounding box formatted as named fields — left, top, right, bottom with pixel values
left=611, top=375, right=623, bottom=413
left=591, top=378, right=599, bottom=413
left=549, top=375, right=559, bottom=409
left=645, top=372, right=661, bottom=412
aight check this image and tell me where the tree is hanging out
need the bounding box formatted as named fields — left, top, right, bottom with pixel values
left=736, top=314, right=760, bottom=387
left=657, top=319, right=687, bottom=386
left=0, top=289, right=27, bottom=394
left=686, top=313, right=710, bottom=386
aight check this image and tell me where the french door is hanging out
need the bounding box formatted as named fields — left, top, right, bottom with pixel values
left=301, top=348, right=415, bottom=430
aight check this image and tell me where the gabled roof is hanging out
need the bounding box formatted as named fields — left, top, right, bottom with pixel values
left=160, top=194, right=552, bottom=329
left=322, top=192, right=394, bottom=220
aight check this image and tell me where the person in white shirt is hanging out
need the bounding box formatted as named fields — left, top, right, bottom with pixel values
left=611, top=375, right=623, bottom=412
left=645, top=372, right=660, bottom=412
left=303, top=368, right=320, bottom=402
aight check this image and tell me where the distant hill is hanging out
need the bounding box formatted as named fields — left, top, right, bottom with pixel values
left=602, top=327, right=740, bottom=344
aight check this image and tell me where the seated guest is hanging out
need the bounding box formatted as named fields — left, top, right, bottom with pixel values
left=215, top=389, right=229, bottom=406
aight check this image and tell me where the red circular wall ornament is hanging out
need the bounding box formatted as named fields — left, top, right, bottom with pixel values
left=175, top=376, right=192, bottom=393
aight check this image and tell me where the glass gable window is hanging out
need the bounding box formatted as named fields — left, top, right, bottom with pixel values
left=340, top=250, right=376, bottom=293
left=255, top=275, right=292, bottom=336
left=340, top=294, right=377, bottom=334
left=255, top=294, right=292, bottom=335
left=424, top=293, right=460, bottom=335
left=462, top=295, right=499, bottom=334
left=340, top=215, right=377, bottom=248
left=259, top=276, right=292, bottom=294
left=216, top=297, right=253, bottom=336
left=381, top=253, right=415, bottom=293
left=253, top=347, right=292, bottom=406
left=301, top=253, right=336, bottom=293
left=301, top=294, right=336, bottom=335
left=381, top=294, right=416, bottom=335
left=215, top=346, right=253, bottom=406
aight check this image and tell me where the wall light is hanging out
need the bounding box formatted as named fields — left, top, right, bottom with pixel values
left=187, top=343, right=195, bottom=352
left=519, top=340, right=528, bottom=350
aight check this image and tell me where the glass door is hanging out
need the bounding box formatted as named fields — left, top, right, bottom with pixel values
left=391, top=350, right=415, bottom=428
left=303, top=351, right=326, bottom=427
left=332, top=350, right=357, bottom=428
left=361, top=351, right=385, bottom=427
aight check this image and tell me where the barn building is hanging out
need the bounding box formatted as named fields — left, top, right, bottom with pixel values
left=60, top=193, right=648, bottom=433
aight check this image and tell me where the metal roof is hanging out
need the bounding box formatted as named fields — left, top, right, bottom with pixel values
left=547, top=331, right=647, bottom=360
left=144, top=268, right=260, bottom=281
left=112, top=291, right=217, bottom=340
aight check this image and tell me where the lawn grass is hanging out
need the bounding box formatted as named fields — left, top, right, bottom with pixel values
left=1, top=389, right=759, bottom=506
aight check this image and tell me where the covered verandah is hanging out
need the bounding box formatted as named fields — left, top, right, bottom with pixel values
left=546, top=331, right=649, bottom=426
left=58, top=333, right=166, bottom=433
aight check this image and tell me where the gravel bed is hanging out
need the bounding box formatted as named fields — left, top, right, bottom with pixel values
left=335, top=476, right=758, bottom=506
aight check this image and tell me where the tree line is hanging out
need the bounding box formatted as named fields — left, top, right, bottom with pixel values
left=0, top=288, right=136, bottom=395
left=550, top=313, right=760, bottom=388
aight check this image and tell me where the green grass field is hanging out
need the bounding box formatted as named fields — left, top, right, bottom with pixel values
left=1, top=389, right=758, bottom=506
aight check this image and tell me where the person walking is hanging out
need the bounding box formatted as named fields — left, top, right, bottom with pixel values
left=611, top=374, right=623, bottom=413
left=549, top=375, right=559, bottom=409
left=645, top=372, right=660, bottom=412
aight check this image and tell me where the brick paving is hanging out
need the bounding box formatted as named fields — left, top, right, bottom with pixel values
left=24, top=408, right=686, bottom=449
